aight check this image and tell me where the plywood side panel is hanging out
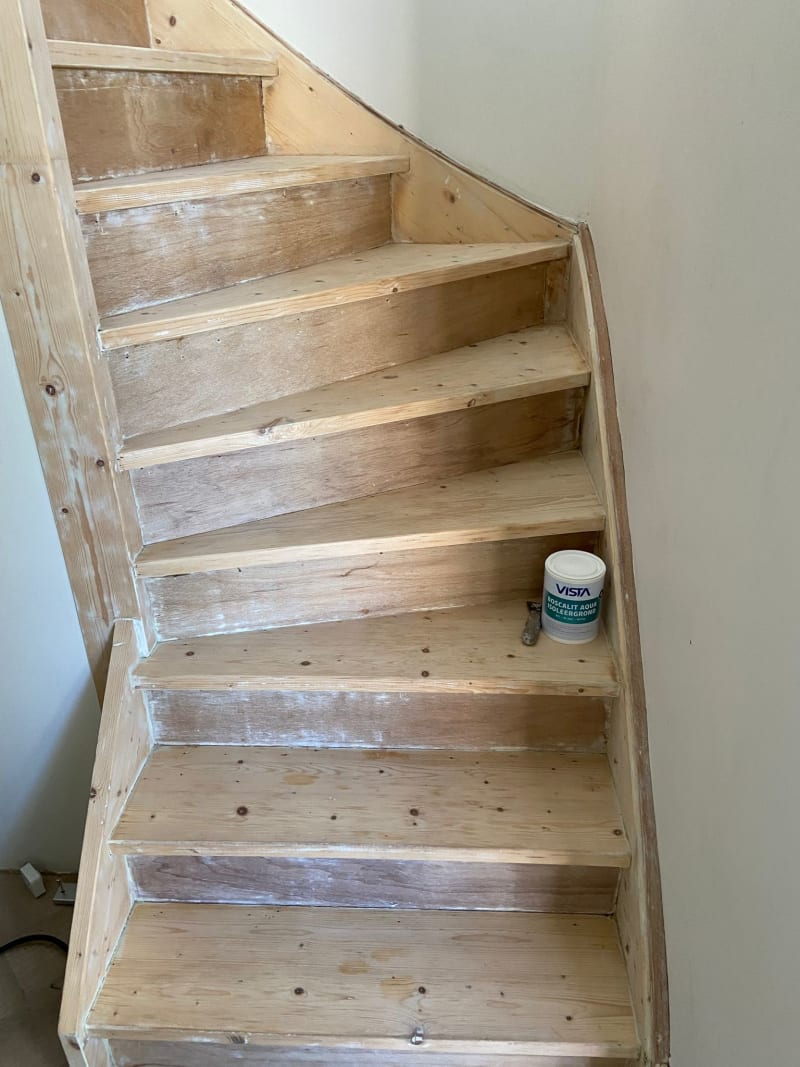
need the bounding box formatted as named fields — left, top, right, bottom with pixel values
left=147, top=532, right=597, bottom=639
left=569, top=227, right=669, bottom=1064
left=58, top=621, right=152, bottom=1064
left=110, top=263, right=549, bottom=438
left=133, top=391, right=583, bottom=543
left=42, top=0, right=150, bottom=46
left=84, top=176, right=392, bottom=315
left=0, top=0, right=151, bottom=689
left=144, top=0, right=575, bottom=242
left=55, top=69, right=267, bottom=183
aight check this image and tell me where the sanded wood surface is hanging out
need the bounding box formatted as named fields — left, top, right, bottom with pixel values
left=121, top=324, right=588, bottom=469
left=84, top=175, right=392, bottom=316
left=113, top=746, right=628, bottom=867
left=135, top=601, right=619, bottom=697
left=147, top=687, right=606, bottom=751
left=74, top=154, right=409, bottom=212
left=89, top=905, right=637, bottom=1057
left=110, top=263, right=549, bottom=438
left=137, top=452, right=602, bottom=576
left=55, top=68, right=267, bottom=183
left=42, top=0, right=150, bottom=46
left=99, top=241, right=570, bottom=348
left=132, top=391, right=581, bottom=543
left=49, top=40, right=278, bottom=77
left=146, top=532, right=597, bottom=639
left=129, top=854, right=618, bottom=913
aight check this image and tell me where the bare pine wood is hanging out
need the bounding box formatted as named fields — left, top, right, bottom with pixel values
left=83, top=175, right=392, bottom=316
left=131, top=392, right=583, bottom=543
left=137, top=452, right=603, bottom=576
left=89, top=905, right=637, bottom=1057
left=73, top=154, right=409, bottom=212
left=59, top=621, right=152, bottom=1066
left=99, top=241, right=570, bottom=349
left=146, top=532, right=598, bottom=640
left=49, top=40, right=278, bottom=77
left=110, top=263, right=550, bottom=438
left=41, top=0, right=150, bottom=46
left=113, top=746, right=628, bottom=868
left=135, top=601, right=619, bottom=698
left=55, top=69, right=267, bottom=183
left=148, top=687, right=606, bottom=751
left=120, top=324, right=588, bottom=469
left=129, top=855, right=618, bottom=913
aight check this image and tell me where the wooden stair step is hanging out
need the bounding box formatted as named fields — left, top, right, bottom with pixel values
left=135, top=601, right=619, bottom=697
left=112, top=746, right=628, bottom=867
left=99, top=240, right=571, bottom=349
left=120, top=324, right=588, bottom=469
left=89, top=904, right=638, bottom=1058
left=49, top=39, right=278, bottom=78
left=136, top=452, right=603, bottom=577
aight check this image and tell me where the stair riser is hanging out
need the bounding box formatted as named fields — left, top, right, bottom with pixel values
left=127, top=855, right=617, bottom=913
left=147, top=690, right=606, bottom=750
left=110, top=263, right=552, bottom=438
left=133, top=391, right=584, bottom=543
left=43, top=0, right=149, bottom=46
left=111, top=1042, right=635, bottom=1066
left=56, top=69, right=268, bottom=183
left=146, top=531, right=598, bottom=637
left=83, top=177, right=393, bottom=316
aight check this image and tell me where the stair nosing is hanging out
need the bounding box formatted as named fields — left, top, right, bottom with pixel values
left=49, top=39, right=279, bottom=78
left=98, top=240, right=571, bottom=350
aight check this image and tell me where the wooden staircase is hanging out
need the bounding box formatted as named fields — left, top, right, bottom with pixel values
left=0, top=1, right=668, bottom=1065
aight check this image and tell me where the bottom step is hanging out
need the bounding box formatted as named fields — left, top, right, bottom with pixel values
left=91, top=904, right=637, bottom=1060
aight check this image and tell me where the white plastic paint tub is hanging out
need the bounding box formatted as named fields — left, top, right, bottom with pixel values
left=541, top=549, right=606, bottom=644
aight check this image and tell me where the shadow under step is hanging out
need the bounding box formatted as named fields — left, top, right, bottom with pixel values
left=120, top=323, right=588, bottom=469
left=90, top=904, right=638, bottom=1061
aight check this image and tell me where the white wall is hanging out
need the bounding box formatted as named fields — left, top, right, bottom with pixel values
left=0, top=308, right=100, bottom=871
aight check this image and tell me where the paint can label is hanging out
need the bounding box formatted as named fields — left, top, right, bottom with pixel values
left=541, top=550, right=606, bottom=644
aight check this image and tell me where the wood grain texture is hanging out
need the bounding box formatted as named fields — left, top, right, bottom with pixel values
left=111, top=1043, right=634, bottom=1067
left=132, top=391, right=583, bottom=544
left=113, top=746, right=628, bottom=868
left=110, top=263, right=550, bottom=439
left=0, top=0, right=150, bottom=689
left=145, top=0, right=575, bottom=244
left=55, top=68, right=267, bottom=183
left=90, top=905, right=637, bottom=1057
left=42, top=0, right=150, bottom=46
left=146, top=533, right=599, bottom=639
left=74, top=154, right=409, bottom=212
left=59, top=622, right=151, bottom=1064
left=84, top=175, right=392, bottom=316
left=121, top=324, right=588, bottom=469
left=49, top=40, right=278, bottom=77
left=129, top=855, right=618, bottom=913
left=135, top=601, right=619, bottom=698
left=99, top=241, right=570, bottom=349
left=137, top=452, right=603, bottom=577
left=147, top=688, right=606, bottom=751
left=569, top=227, right=670, bottom=1063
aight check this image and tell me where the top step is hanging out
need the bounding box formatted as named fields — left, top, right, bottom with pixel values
left=48, top=39, right=279, bottom=78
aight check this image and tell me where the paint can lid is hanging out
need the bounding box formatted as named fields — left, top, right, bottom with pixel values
left=545, top=550, right=606, bottom=583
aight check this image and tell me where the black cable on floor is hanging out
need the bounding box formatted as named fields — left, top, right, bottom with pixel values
left=0, top=933, right=69, bottom=955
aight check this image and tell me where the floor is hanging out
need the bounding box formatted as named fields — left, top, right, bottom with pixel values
left=0, top=871, right=75, bottom=1066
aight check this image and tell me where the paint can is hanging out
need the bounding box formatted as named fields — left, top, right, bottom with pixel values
left=541, top=550, right=606, bottom=644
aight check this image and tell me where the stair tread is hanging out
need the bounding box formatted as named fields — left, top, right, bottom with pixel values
left=135, top=601, right=619, bottom=697
left=74, top=154, right=410, bottom=213
left=121, top=324, right=589, bottom=469
left=49, top=39, right=278, bottom=78
left=112, top=746, right=628, bottom=866
left=136, top=452, right=604, bottom=577
left=99, top=240, right=571, bottom=349
left=88, top=903, right=638, bottom=1056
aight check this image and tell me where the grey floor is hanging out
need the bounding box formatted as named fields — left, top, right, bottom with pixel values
left=0, top=872, right=75, bottom=1066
